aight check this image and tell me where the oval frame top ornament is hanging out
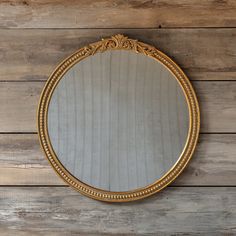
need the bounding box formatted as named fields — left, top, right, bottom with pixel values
left=38, top=34, right=200, bottom=202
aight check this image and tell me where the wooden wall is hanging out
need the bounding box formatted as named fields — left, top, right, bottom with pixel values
left=0, top=1, right=236, bottom=235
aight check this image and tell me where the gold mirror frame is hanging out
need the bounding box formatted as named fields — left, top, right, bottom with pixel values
left=38, top=34, right=200, bottom=202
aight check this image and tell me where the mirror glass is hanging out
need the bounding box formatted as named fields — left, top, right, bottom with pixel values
left=47, top=50, right=189, bottom=192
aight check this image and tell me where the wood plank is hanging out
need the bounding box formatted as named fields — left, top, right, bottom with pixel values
left=0, top=82, right=42, bottom=133
left=0, top=0, right=236, bottom=28
left=0, top=134, right=63, bottom=185
left=175, top=134, right=236, bottom=186
left=0, top=81, right=236, bottom=132
left=0, top=134, right=235, bottom=186
left=194, top=81, right=236, bottom=133
left=0, top=29, right=235, bottom=81
left=0, top=187, right=235, bottom=235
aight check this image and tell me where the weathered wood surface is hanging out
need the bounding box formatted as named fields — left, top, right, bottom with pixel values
left=0, top=134, right=235, bottom=186
left=0, top=134, right=63, bottom=185
left=1, top=0, right=236, bottom=28
left=0, top=1, right=234, bottom=234
left=0, top=29, right=235, bottom=81
left=0, top=82, right=42, bottom=133
left=0, top=187, right=235, bottom=235
left=0, top=81, right=236, bottom=132
left=175, top=134, right=236, bottom=186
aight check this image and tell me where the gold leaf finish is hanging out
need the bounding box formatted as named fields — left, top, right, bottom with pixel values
left=37, top=34, right=200, bottom=202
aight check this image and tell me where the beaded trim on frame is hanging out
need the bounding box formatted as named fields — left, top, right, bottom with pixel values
left=37, top=34, right=200, bottom=202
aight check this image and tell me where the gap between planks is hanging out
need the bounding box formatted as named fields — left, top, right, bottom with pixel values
left=1, top=27, right=236, bottom=30
left=0, top=132, right=236, bottom=134
left=1, top=80, right=236, bottom=82
left=0, top=185, right=235, bottom=188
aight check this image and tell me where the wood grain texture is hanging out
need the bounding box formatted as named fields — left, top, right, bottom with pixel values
left=0, top=0, right=235, bottom=233
left=175, top=134, right=236, bottom=186
left=0, top=82, right=42, bottom=133
left=0, top=0, right=236, bottom=28
left=0, top=187, right=235, bottom=235
left=0, top=134, right=63, bottom=185
left=0, top=29, right=235, bottom=81
left=0, top=134, right=235, bottom=186
left=0, top=81, right=236, bottom=133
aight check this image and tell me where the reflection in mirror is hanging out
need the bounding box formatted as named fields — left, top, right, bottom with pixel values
left=48, top=50, right=189, bottom=192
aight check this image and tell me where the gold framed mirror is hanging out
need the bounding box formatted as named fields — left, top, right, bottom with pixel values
left=38, top=34, right=200, bottom=202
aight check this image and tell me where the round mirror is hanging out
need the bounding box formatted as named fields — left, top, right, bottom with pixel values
left=38, top=35, right=200, bottom=202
